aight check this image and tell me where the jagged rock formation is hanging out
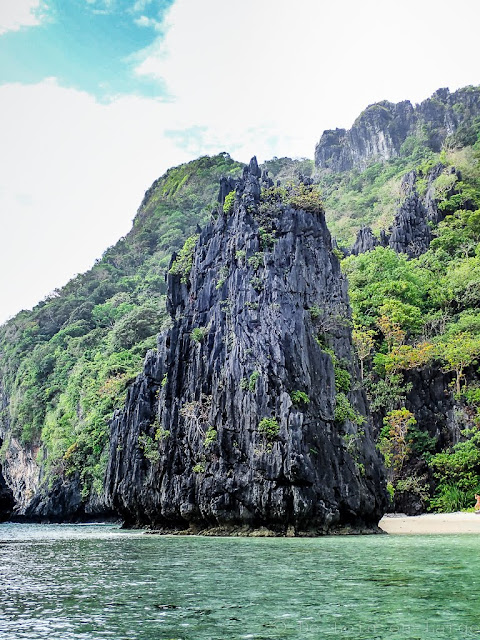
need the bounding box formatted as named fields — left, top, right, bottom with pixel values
left=350, top=227, right=381, bottom=256
left=424, top=164, right=461, bottom=225
left=350, top=163, right=461, bottom=258
left=376, top=367, right=459, bottom=516
left=315, top=86, right=480, bottom=171
left=387, top=171, right=432, bottom=257
left=105, top=159, right=387, bottom=534
left=0, top=436, right=40, bottom=515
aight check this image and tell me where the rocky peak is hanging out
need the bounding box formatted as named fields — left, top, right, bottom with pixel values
left=315, top=86, right=480, bottom=172
left=105, top=159, right=386, bottom=534
left=388, top=174, right=431, bottom=258
left=350, top=227, right=380, bottom=256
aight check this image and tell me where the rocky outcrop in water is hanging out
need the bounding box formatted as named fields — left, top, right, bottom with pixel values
left=105, top=159, right=387, bottom=534
left=0, top=383, right=110, bottom=522
left=0, top=442, right=112, bottom=522
left=315, top=87, right=480, bottom=172
left=0, top=436, right=40, bottom=516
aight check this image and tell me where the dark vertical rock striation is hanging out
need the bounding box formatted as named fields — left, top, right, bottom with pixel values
left=0, top=452, right=14, bottom=522
left=105, top=159, right=387, bottom=534
left=350, top=227, right=381, bottom=256
left=387, top=171, right=431, bottom=258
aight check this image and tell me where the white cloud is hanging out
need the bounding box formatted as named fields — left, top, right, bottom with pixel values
left=0, top=0, right=44, bottom=34
left=1, top=0, right=480, bottom=321
left=134, top=15, right=161, bottom=29
left=0, top=79, right=192, bottom=323
left=134, top=0, right=480, bottom=159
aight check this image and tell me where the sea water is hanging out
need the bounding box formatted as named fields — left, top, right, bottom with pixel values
left=0, top=523, right=479, bottom=639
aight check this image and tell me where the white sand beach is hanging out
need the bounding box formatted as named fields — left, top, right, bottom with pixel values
left=379, top=511, right=480, bottom=534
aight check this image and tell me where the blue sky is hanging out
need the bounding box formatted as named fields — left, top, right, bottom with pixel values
left=0, top=0, right=174, bottom=99
left=0, top=0, right=479, bottom=323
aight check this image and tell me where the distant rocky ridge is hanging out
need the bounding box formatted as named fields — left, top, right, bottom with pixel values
left=105, top=159, right=387, bottom=534
left=315, top=86, right=480, bottom=172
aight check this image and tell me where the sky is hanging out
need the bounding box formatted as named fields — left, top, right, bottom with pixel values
left=0, top=0, right=479, bottom=324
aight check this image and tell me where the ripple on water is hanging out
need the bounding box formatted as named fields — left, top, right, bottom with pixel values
left=0, top=525, right=480, bottom=639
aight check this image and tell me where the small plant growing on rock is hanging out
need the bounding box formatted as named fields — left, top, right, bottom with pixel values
left=258, top=227, right=276, bottom=249
left=334, top=393, right=365, bottom=427
left=249, top=370, right=260, bottom=392
left=169, top=234, right=199, bottom=284
left=193, top=461, right=206, bottom=473
left=235, top=249, right=246, bottom=264
left=204, top=426, right=217, bottom=448
left=215, top=265, right=229, bottom=289
left=138, top=433, right=160, bottom=464
left=309, top=305, right=322, bottom=320
left=342, top=430, right=365, bottom=456
left=287, top=183, right=324, bottom=215
left=223, top=190, right=236, bottom=214
left=250, top=276, right=264, bottom=292
left=155, top=426, right=170, bottom=441
left=191, top=327, right=208, bottom=343
left=248, top=252, right=264, bottom=270
left=335, top=367, right=351, bottom=393
left=290, top=390, right=310, bottom=405
left=258, top=417, right=280, bottom=441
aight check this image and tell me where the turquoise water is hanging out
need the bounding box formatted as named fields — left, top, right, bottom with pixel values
left=0, top=524, right=479, bottom=640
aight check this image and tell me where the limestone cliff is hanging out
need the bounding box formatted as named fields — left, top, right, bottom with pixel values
left=0, top=383, right=112, bottom=522
left=105, top=159, right=387, bottom=534
left=315, top=86, right=480, bottom=172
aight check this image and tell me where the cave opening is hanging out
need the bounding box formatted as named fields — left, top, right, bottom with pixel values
left=0, top=438, right=14, bottom=522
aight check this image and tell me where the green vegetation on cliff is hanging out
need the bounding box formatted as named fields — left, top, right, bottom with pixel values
left=0, top=153, right=243, bottom=495
left=320, top=117, right=480, bottom=244
left=343, top=134, right=480, bottom=511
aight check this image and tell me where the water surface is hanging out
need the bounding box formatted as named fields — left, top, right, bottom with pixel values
left=1, top=523, right=479, bottom=639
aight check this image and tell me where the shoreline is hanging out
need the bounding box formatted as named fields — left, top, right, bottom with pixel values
left=4, top=513, right=480, bottom=536
left=379, top=511, right=480, bottom=534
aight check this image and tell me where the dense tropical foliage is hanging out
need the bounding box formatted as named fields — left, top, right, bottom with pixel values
left=0, top=153, right=243, bottom=495
left=342, top=134, right=480, bottom=511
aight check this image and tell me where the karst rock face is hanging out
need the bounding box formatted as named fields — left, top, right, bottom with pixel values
left=315, top=87, right=480, bottom=172
left=105, top=158, right=387, bottom=534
